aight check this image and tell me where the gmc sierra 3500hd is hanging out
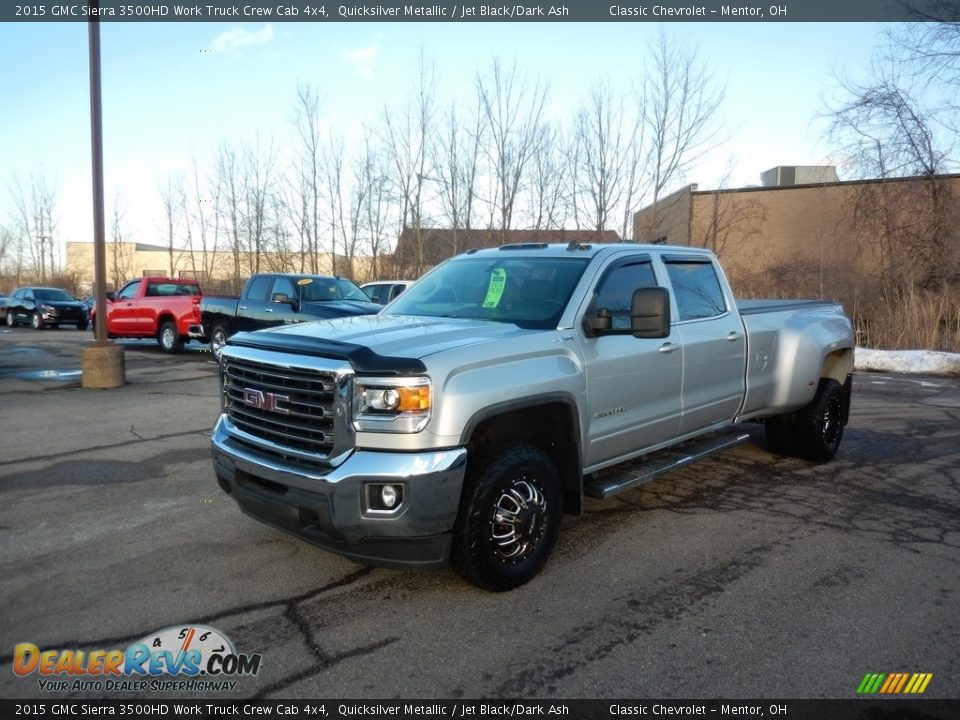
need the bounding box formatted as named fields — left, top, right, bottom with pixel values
left=210, top=243, right=854, bottom=591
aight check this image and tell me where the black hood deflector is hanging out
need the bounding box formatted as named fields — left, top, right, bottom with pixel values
left=226, top=331, right=427, bottom=375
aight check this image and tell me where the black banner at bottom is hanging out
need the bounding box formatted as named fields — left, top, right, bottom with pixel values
left=2, top=699, right=958, bottom=720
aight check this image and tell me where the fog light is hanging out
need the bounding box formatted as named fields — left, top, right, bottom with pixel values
left=381, top=485, right=399, bottom=508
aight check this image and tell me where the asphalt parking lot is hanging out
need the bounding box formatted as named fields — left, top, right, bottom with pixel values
left=1, top=327, right=958, bottom=700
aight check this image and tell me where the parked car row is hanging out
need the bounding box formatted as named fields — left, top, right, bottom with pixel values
left=194, top=274, right=387, bottom=360
left=2, top=275, right=415, bottom=357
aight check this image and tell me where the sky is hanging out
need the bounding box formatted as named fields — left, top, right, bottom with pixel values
left=0, top=20, right=889, bottom=252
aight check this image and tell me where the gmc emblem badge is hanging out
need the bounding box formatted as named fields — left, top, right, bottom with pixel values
left=242, top=388, right=291, bottom=415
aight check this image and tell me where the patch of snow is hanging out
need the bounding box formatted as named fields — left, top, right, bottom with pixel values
left=855, top=347, right=960, bottom=376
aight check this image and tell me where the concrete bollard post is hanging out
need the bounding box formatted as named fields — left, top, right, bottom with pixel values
left=81, top=343, right=125, bottom=388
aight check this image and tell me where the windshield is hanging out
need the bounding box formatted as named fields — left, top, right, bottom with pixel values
left=384, top=256, right=590, bottom=329
left=298, top=278, right=370, bottom=302
left=35, top=289, right=77, bottom=302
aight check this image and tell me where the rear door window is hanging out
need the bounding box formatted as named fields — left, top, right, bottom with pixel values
left=663, top=259, right=727, bottom=321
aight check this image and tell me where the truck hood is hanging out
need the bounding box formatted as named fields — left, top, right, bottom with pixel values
left=301, top=299, right=381, bottom=317
left=251, top=314, right=536, bottom=361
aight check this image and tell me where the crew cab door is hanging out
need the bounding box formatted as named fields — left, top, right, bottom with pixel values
left=579, top=255, right=683, bottom=469
left=235, top=276, right=274, bottom=333
left=110, top=280, right=141, bottom=334
left=264, top=276, right=302, bottom=327
left=662, top=256, right=746, bottom=434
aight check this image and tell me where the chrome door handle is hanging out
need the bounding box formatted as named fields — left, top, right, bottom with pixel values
left=264, top=308, right=274, bottom=313
left=238, top=305, right=247, bottom=310
left=726, top=332, right=742, bottom=341
left=658, top=342, right=680, bottom=354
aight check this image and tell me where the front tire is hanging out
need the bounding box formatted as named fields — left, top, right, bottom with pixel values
left=158, top=321, right=184, bottom=354
left=5, top=312, right=15, bottom=327
left=452, top=443, right=562, bottom=592
left=31, top=312, right=44, bottom=330
left=77, top=318, right=89, bottom=331
left=210, top=324, right=228, bottom=362
left=794, top=378, right=845, bottom=463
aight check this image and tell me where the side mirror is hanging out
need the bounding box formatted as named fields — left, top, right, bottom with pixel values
left=586, top=308, right=612, bottom=334
left=271, top=293, right=297, bottom=308
left=631, top=287, right=670, bottom=338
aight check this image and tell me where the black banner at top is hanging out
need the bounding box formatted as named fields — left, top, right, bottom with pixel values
left=3, top=0, right=959, bottom=23
left=2, top=699, right=960, bottom=719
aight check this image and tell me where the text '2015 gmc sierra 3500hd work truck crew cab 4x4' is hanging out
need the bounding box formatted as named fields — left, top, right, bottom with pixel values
left=210, top=243, right=854, bottom=591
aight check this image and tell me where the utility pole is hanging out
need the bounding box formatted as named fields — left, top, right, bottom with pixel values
left=81, top=9, right=125, bottom=388
left=36, top=211, right=50, bottom=283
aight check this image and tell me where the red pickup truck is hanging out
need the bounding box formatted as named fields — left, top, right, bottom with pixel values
left=90, top=277, right=203, bottom=353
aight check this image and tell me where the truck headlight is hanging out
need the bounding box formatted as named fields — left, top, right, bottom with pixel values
left=352, top=376, right=431, bottom=433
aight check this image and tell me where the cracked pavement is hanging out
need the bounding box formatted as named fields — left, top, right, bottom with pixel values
left=1, top=329, right=958, bottom=699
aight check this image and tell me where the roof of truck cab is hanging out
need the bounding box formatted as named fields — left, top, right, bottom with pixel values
left=459, top=242, right=715, bottom=259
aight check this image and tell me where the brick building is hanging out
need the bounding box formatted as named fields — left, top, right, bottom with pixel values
left=632, top=168, right=960, bottom=298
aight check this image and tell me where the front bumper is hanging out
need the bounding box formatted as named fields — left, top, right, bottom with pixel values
left=211, top=415, right=467, bottom=570
left=44, top=310, right=85, bottom=323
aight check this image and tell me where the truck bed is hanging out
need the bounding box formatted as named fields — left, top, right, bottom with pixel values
left=736, top=298, right=836, bottom=315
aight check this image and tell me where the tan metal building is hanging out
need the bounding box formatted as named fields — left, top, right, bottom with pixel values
left=632, top=169, right=960, bottom=299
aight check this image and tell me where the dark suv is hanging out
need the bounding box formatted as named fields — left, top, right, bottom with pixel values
left=5, top=287, right=89, bottom=330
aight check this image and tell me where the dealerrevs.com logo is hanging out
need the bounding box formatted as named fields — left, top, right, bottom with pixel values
left=13, top=625, right=262, bottom=693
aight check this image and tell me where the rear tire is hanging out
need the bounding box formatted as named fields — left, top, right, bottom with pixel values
left=794, top=379, right=845, bottom=463
left=158, top=320, right=184, bottom=354
left=452, top=443, right=562, bottom=592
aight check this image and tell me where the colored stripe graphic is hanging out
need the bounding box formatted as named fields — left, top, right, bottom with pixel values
left=857, top=673, right=885, bottom=694
left=857, top=672, right=932, bottom=694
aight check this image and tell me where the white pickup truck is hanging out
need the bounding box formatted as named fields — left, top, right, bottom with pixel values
left=211, top=243, right=854, bottom=591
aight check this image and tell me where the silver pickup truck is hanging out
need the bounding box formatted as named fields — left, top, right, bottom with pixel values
left=211, top=243, right=854, bottom=591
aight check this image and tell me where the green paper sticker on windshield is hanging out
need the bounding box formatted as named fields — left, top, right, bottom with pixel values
left=482, top=268, right=507, bottom=308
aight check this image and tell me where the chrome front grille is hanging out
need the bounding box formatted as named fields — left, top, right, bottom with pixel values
left=222, top=353, right=343, bottom=460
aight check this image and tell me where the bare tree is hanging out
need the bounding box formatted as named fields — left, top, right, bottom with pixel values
left=321, top=131, right=349, bottom=276
left=572, top=80, right=640, bottom=236
left=158, top=175, right=183, bottom=277
left=9, top=173, right=58, bottom=282
left=432, top=100, right=484, bottom=255
left=355, top=131, right=392, bottom=279
left=635, top=32, right=726, bottom=242
left=242, top=133, right=278, bottom=275
left=528, top=123, right=569, bottom=231
left=109, top=191, right=134, bottom=288
left=377, top=52, right=437, bottom=276
left=826, top=62, right=956, bottom=288
left=475, top=58, right=549, bottom=237
left=215, top=144, right=245, bottom=292
left=689, top=166, right=767, bottom=260
left=292, top=83, right=324, bottom=274
left=180, top=155, right=222, bottom=287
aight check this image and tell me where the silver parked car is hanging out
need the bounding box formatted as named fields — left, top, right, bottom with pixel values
left=361, top=280, right=411, bottom=305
